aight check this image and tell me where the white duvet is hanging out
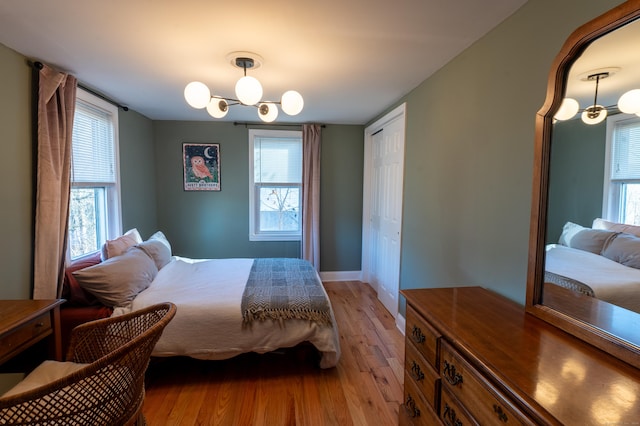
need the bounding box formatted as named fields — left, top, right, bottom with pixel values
left=545, top=244, right=640, bottom=313
left=113, top=257, right=341, bottom=368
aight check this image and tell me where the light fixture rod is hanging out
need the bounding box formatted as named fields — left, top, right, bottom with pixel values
left=588, top=72, right=609, bottom=104
left=592, top=74, right=602, bottom=110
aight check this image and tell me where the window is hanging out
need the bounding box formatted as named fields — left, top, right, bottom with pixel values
left=249, top=129, right=302, bottom=241
left=603, top=114, right=640, bottom=225
left=68, top=89, right=121, bottom=259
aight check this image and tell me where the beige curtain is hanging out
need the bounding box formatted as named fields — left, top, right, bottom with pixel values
left=302, top=124, right=321, bottom=269
left=33, top=64, right=77, bottom=299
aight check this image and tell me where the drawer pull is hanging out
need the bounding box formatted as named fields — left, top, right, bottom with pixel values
left=443, top=403, right=463, bottom=426
left=410, top=360, right=425, bottom=381
left=404, top=394, right=421, bottom=418
left=35, top=322, right=45, bottom=328
left=411, top=325, right=426, bottom=344
left=493, top=404, right=508, bottom=422
left=443, top=360, right=464, bottom=386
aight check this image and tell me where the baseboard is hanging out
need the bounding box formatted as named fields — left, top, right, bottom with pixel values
left=319, top=270, right=362, bottom=282
left=396, top=313, right=406, bottom=335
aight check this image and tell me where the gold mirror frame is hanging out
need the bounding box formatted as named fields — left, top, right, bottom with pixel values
left=526, top=0, right=640, bottom=369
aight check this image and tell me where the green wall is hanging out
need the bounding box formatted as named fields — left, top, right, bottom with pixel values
left=547, top=118, right=607, bottom=242
left=0, top=43, right=33, bottom=299
left=370, top=0, right=625, bottom=314
left=151, top=121, right=363, bottom=271
left=119, top=109, right=158, bottom=239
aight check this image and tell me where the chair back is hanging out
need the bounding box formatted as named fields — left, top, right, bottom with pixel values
left=0, top=302, right=176, bottom=426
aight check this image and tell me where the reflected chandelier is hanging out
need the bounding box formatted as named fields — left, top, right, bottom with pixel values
left=184, top=53, right=303, bottom=123
left=555, top=70, right=640, bottom=125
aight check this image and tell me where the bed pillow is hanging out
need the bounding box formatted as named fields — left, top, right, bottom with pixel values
left=558, top=221, right=617, bottom=254
left=62, top=252, right=102, bottom=306
left=101, top=228, right=143, bottom=261
left=593, top=218, right=640, bottom=238
left=601, top=232, right=640, bottom=269
left=137, top=231, right=172, bottom=270
left=73, top=247, right=157, bottom=307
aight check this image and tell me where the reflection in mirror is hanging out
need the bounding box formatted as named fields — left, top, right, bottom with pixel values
left=545, top=19, right=640, bottom=329
left=526, top=0, right=640, bottom=368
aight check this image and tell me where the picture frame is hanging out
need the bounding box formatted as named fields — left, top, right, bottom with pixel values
left=183, top=143, right=221, bottom=191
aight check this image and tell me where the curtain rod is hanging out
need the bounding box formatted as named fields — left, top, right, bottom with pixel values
left=30, top=61, right=129, bottom=111
left=233, top=122, right=325, bottom=128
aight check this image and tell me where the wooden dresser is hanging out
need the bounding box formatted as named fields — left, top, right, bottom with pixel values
left=399, top=287, right=640, bottom=425
left=0, top=300, right=64, bottom=366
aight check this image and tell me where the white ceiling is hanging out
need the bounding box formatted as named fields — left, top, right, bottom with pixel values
left=0, top=0, right=527, bottom=124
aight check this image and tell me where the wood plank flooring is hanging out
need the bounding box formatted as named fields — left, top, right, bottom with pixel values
left=142, top=281, right=405, bottom=425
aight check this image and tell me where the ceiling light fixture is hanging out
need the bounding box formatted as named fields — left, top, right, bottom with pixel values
left=555, top=68, right=640, bottom=124
left=184, top=53, right=304, bottom=123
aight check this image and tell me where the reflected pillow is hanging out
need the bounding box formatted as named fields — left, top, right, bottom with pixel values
left=601, top=233, right=640, bottom=269
left=593, top=218, right=640, bottom=238
left=137, top=231, right=172, bottom=270
left=74, top=247, right=157, bottom=307
left=101, top=228, right=143, bottom=261
left=558, top=221, right=617, bottom=254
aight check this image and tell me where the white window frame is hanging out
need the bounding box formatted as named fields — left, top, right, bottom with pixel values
left=603, top=113, right=640, bottom=223
left=68, top=89, right=122, bottom=260
left=248, top=129, right=302, bottom=242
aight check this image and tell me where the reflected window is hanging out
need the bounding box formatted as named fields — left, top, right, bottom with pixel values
left=604, top=115, right=640, bottom=224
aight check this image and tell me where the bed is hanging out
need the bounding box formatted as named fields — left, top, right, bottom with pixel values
left=544, top=219, right=640, bottom=313
left=63, top=230, right=341, bottom=369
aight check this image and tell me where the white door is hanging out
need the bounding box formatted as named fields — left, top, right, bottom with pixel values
left=363, top=104, right=405, bottom=317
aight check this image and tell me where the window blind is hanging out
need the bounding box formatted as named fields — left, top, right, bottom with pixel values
left=611, top=118, right=640, bottom=181
left=254, top=137, right=302, bottom=183
left=72, top=100, right=116, bottom=183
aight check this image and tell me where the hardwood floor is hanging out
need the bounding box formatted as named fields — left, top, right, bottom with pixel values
left=142, top=281, right=405, bottom=425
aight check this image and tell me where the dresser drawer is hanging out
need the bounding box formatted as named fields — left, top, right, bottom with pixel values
left=405, top=340, right=440, bottom=409
left=0, top=312, right=52, bottom=362
left=440, top=340, right=533, bottom=426
left=406, top=304, right=440, bottom=369
left=441, top=385, right=478, bottom=426
left=401, top=373, right=441, bottom=426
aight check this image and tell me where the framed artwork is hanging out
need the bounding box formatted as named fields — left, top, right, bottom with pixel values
left=183, top=143, right=221, bottom=191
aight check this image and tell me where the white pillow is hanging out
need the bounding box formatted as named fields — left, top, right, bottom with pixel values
left=137, top=231, right=172, bottom=270
left=101, top=228, right=143, bottom=261
left=74, top=247, right=157, bottom=307
left=1, top=360, right=88, bottom=398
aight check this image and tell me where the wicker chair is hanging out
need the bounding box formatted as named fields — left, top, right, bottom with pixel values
left=0, top=302, right=176, bottom=425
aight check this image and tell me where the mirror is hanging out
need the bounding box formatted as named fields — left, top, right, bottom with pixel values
left=526, top=0, right=640, bottom=370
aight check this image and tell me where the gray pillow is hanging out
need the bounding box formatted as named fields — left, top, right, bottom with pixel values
left=73, top=247, right=158, bottom=307
left=601, top=233, right=640, bottom=269
left=558, top=221, right=617, bottom=254
left=137, top=231, right=172, bottom=270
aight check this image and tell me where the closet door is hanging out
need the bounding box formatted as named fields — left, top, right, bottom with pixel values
left=363, top=104, right=405, bottom=317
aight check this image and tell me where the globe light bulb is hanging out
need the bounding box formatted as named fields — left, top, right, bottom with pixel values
left=618, top=89, right=640, bottom=114
left=281, top=90, right=304, bottom=115
left=581, top=105, right=607, bottom=125
left=206, top=98, right=229, bottom=118
left=258, top=103, right=278, bottom=122
left=184, top=81, right=211, bottom=109
left=235, top=76, right=263, bottom=105
left=554, top=98, right=579, bottom=121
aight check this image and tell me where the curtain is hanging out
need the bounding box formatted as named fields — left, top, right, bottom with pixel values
left=302, top=124, right=321, bottom=270
left=33, top=64, right=77, bottom=299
